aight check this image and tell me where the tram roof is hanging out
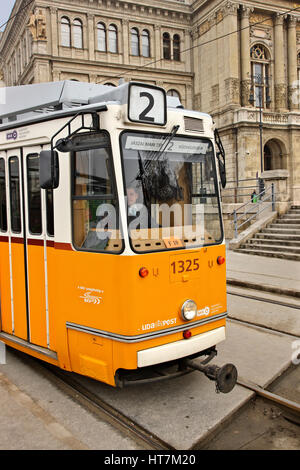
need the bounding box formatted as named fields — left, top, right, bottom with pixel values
left=0, top=80, right=187, bottom=126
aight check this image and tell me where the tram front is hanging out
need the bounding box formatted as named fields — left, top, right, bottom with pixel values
left=41, top=82, right=237, bottom=392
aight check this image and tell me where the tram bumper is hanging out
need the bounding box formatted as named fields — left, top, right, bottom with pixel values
left=118, top=326, right=237, bottom=393
left=137, top=326, right=226, bottom=368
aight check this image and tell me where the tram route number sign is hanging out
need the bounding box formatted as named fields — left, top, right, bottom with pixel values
left=128, top=83, right=167, bottom=126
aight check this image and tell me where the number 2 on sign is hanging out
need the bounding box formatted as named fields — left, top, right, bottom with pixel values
left=171, top=258, right=200, bottom=274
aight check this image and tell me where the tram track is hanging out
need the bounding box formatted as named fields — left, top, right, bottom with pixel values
left=237, top=378, right=300, bottom=427
left=226, top=286, right=300, bottom=338
left=41, top=363, right=175, bottom=451
left=7, top=343, right=300, bottom=450
left=42, top=358, right=300, bottom=451
left=227, top=288, right=300, bottom=311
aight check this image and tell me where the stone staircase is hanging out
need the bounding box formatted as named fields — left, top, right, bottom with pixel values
left=234, top=205, right=300, bottom=261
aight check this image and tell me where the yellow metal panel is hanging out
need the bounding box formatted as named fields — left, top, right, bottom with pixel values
left=0, top=240, right=12, bottom=334
left=27, top=243, right=47, bottom=347
left=11, top=241, right=27, bottom=340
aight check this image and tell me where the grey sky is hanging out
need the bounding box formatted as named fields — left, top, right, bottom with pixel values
left=0, top=0, right=17, bottom=31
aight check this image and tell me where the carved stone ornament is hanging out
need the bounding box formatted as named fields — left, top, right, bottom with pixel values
left=27, top=10, right=47, bottom=41
left=275, top=84, right=287, bottom=110
left=225, top=77, right=240, bottom=104
left=241, top=79, right=251, bottom=106
left=250, top=26, right=272, bottom=41
left=250, top=13, right=273, bottom=27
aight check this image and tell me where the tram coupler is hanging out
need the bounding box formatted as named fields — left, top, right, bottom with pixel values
left=184, top=359, right=238, bottom=394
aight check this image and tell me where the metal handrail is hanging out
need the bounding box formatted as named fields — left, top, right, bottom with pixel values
left=233, top=184, right=275, bottom=238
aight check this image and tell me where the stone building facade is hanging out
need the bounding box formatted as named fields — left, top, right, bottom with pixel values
left=1, top=0, right=300, bottom=202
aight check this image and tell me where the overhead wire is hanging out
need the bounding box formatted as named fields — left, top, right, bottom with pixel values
left=1, top=1, right=300, bottom=88
left=0, top=0, right=34, bottom=31
left=96, top=3, right=300, bottom=85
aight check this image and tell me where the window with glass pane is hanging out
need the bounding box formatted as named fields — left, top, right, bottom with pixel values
left=9, top=157, right=21, bottom=233
left=27, top=154, right=42, bottom=235
left=72, top=134, right=122, bottom=252
left=0, top=159, right=7, bottom=232
left=97, top=23, right=106, bottom=52
left=131, top=28, right=139, bottom=56
left=167, top=89, right=180, bottom=99
left=142, top=30, right=150, bottom=58
left=250, top=44, right=271, bottom=108
left=173, top=34, right=180, bottom=61
left=61, top=17, right=71, bottom=47
left=121, top=132, right=223, bottom=253
left=73, top=19, right=83, bottom=49
left=46, top=189, right=54, bottom=237
left=108, top=25, right=117, bottom=53
left=163, top=33, right=171, bottom=60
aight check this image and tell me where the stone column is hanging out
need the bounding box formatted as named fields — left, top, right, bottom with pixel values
left=287, top=15, right=298, bottom=110
left=154, top=25, right=161, bottom=65
left=50, top=7, right=58, bottom=56
left=223, top=1, right=240, bottom=105
left=240, top=6, right=251, bottom=106
left=184, top=28, right=191, bottom=72
left=274, top=13, right=286, bottom=111
left=122, top=19, right=129, bottom=64
left=87, top=14, right=95, bottom=61
left=191, top=26, right=201, bottom=109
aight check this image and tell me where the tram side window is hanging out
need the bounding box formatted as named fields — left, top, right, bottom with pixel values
left=72, top=138, right=122, bottom=253
left=9, top=157, right=21, bottom=233
left=0, top=159, right=7, bottom=232
left=46, top=189, right=54, bottom=237
left=27, top=154, right=42, bottom=235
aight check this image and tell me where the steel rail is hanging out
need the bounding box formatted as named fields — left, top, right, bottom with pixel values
left=41, top=364, right=175, bottom=451
left=237, top=378, right=300, bottom=426
left=227, top=289, right=300, bottom=310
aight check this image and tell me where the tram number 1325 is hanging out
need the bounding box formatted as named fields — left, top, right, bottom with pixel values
left=171, top=258, right=200, bottom=274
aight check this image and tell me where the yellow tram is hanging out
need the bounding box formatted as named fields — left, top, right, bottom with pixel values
left=0, top=81, right=237, bottom=392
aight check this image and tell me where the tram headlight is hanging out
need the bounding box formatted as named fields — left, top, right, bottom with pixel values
left=181, top=300, right=197, bottom=321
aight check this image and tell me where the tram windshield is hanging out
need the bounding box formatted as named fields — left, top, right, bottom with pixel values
left=121, top=132, right=223, bottom=252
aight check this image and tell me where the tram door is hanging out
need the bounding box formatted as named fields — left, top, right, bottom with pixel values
left=1, top=146, right=51, bottom=349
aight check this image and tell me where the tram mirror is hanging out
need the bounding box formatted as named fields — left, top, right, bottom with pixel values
left=40, top=150, right=59, bottom=189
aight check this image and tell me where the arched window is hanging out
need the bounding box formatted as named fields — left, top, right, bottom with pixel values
left=131, top=28, right=139, bottom=56
left=173, top=34, right=180, bottom=61
left=163, top=33, right=171, bottom=60
left=250, top=44, right=271, bottom=108
left=167, top=89, right=181, bottom=100
left=61, top=17, right=71, bottom=47
left=108, top=25, right=118, bottom=53
left=97, top=23, right=106, bottom=52
left=73, top=19, right=83, bottom=49
left=142, top=30, right=150, bottom=58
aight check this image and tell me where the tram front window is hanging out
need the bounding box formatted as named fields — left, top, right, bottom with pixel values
left=121, top=132, right=223, bottom=252
left=72, top=133, right=122, bottom=253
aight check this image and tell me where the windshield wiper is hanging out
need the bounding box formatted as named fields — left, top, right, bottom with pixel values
left=143, top=125, right=180, bottom=173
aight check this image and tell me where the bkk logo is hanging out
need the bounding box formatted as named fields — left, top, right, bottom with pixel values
left=6, top=130, right=18, bottom=141
left=197, top=306, right=210, bottom=317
